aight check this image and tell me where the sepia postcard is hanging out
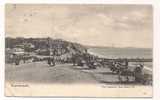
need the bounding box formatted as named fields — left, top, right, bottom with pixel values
left=5, top=4, right=153, bottom=97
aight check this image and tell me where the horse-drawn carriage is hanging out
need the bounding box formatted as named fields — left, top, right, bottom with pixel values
left=108, top=60, right=152, bottom=85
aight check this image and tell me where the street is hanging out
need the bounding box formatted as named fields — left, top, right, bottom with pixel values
left=6, top=62, right=99, bottom=84
left=5, top=61, right=152, bottom=84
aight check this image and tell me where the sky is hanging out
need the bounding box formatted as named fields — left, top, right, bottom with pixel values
left=5, top=4, right=153, bottom=48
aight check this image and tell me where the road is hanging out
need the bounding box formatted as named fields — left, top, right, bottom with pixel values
left=5, top=61, right=152, bottom=84
left=5, top=62, right=98, bottom=84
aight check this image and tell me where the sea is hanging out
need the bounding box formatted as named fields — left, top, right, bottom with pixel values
left=88, top=47, right=153, bottom=71
left=88, top=47, right=152, bottom=59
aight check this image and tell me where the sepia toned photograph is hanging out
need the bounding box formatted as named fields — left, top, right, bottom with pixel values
left=5, top=4, right=153, bottom=97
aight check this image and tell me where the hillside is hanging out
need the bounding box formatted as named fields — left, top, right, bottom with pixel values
left=5, top=37, right=88, bottom=56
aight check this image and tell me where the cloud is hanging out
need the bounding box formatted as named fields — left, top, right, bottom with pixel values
left=6, top=4, right=152, bottom=48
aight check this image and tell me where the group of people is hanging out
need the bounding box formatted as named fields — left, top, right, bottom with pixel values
left=71, top=53, right=99, bottom=69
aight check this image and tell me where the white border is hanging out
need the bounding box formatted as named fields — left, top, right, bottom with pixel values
left=153, top=0, right=160, bottom=100
left=4, top=0, right=154, bottom=4
left=1, top=0, right=160, bottom=100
